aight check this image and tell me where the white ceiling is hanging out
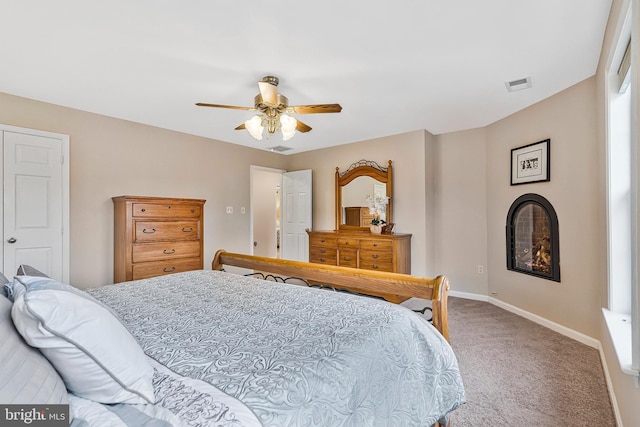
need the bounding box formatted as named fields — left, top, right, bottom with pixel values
left=0, top=1, right=612, bottom=154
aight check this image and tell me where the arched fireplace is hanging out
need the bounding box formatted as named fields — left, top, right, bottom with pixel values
left=506, top=193, right=560, bottom=282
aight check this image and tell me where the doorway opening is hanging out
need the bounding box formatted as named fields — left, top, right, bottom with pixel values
left=250, top=166, right=284, bottom=258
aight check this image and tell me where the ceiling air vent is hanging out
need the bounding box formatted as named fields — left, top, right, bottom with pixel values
left=267, top=145, right=293, bottom=153
left=505, top=76, right=532, bottom=92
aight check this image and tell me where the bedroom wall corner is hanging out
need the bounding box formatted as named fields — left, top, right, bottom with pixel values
left=423, top=130, right=437, bottom=278
left=434, top=128, right=489, bottom=296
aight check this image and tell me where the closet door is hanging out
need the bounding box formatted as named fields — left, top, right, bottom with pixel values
left=2, top=129, right=67, bottom=281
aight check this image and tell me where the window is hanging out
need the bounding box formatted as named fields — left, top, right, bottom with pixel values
left=604, top=3, right=639, bottom=377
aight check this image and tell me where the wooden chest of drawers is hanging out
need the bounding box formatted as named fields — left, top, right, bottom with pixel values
left=343, top=207, right=375, bottom=227
left=113, top=196, right=206, bottom=283
left=307, top=230, right=411, bottom=274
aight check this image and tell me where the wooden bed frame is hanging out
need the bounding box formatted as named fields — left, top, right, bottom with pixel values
left=212, top=250, right=451, bottom=342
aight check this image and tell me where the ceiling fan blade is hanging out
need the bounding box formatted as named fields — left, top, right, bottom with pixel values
left=234, top=123, right=246, bottom=130
left=288, top=104, right=342, bottom=114
left=295, top=120, right=312, bottom=133
left=196, top=103, right=254, bottom=111
left=258, top=81, right=278, bottom=106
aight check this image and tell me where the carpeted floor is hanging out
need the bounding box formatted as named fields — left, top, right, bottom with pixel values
left=403, top=297, right=616, bottom=426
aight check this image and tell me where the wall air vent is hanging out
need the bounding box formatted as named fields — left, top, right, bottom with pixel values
left=268, top=145, right=293, bottom=152
left=505, top=76, right=532, bottom=92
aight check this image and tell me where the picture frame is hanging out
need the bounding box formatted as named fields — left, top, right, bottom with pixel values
left=510, top=139, right=550, bottom=185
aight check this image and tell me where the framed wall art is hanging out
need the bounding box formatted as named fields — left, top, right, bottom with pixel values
left=510, top=139, right=550, bottom=185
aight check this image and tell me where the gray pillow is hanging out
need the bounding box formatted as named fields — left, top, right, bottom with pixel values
left=0, top=294, right=69, bottom=404
left=16, top=264, right=49, bottom=277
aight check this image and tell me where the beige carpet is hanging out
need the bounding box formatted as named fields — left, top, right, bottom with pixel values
left=403, top=297, right=616, bottom=426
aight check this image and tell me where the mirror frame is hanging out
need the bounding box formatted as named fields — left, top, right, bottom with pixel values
left=335, top=160, right=393, bottom=230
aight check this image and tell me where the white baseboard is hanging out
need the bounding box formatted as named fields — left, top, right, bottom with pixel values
left=448, top=290, right=488, bottom=301
left=487, top=297, right=600, bottom=348
left=450, top=292, right=599, bottom=348
left=451, top=292, right=621, bottom=424
left=597, top=344, right=624, bottom=427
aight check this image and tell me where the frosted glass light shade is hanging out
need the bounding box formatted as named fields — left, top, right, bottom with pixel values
left=280, top=114, right=297, bottom=141
left=245, top=115, right=264, bottom=140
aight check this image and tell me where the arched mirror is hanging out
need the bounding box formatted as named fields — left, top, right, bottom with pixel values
left=335, top=160, right=393, bottom=231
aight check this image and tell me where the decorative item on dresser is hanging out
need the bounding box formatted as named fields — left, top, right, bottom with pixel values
left=112, top=196, right=206, bottom=283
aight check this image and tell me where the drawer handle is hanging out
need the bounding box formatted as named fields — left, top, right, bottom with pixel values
left=342, top=256, right=352, bottom=261
left=344, top=241, right=349, bottom=245
left=182, top=227, right=193, bottom=232
left=372, top=254, right=379, bottom=259
left=191, top=209, right=195, bottom=213
left=320, top=258, right=326, bottom=262
left=163, top=249, right=176, bottom=254
left=373, top=243, right=378, bottom=247
left=141, top=208, right=146, bottom=212
left=142, top=228, right=156, bottom=234
left=321, top=239, right=326, bottom=243
left=372, top=264, right=379, bottom=269
left=320, top=249, right=326, bottom=253
left=163, top=266, right=176, bottom=273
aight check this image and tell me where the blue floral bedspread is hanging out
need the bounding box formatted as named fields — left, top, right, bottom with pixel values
left=88, top=270, right=465, bottom=426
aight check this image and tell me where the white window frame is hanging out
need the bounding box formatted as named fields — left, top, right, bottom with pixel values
left=603, top=0, right=640, bottom=378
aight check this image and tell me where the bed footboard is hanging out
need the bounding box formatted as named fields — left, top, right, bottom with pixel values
left=212, top=250, right=450, bottom=341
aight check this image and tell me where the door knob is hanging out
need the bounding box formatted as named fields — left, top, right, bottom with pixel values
left=7, top=237, right=16, bottom=244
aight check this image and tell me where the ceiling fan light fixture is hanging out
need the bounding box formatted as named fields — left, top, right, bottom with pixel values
left=245, top=115, right=264, bottom=140
left=280, top=114, right=297, bottom=141
left=196, top=75, right=341, bottom=143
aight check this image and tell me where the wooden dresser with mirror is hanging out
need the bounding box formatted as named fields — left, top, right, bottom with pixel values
left=307, top=160, right=412, bottom=275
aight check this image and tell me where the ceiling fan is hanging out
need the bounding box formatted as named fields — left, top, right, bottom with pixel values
left=196, top=76, right=342, bottom=141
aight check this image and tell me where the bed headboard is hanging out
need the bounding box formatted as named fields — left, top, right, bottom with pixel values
left=212, top=250, right=451, bottom=341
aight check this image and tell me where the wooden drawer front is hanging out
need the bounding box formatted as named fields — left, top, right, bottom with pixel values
left=309, top=236, right=336, bottom=247
left=132, top=241, right=200, bottom=263
left=359, top=239, right=393, bottom=251
left=337, top=249, right=357, bottom=268
left=135, top=221, right=200, bottom=242
left=309, top=246, right=337, bottom=265
left=361, top=212, right=375, bottom=225
left=133, top=203, right=202, bottom=218
left=337, top=238, right=359, bottom=248
left=359, top=250, right=393, bottom=272
left=132, top=257, right=202, bottom=281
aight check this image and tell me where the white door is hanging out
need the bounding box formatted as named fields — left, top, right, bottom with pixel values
left=2, top=129, right=68, bottom=281
left=281, top=169, right=312, bottom=261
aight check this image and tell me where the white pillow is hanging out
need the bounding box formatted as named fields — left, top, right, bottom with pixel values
left=10, top=276, right=154, bottom=404
left=0, top=294, right=69, bottom=405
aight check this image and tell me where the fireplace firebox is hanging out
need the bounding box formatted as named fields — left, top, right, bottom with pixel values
left=506, top=193, right=560, bottom=282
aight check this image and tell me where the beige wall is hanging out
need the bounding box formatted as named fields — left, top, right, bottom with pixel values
left=434, top=128, right=489, bottom=296
left=0, top=92, right=287, bottom=287
left=287, top=130, right=435, bottom=276
left=485, top=77, right=601, bottom=337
